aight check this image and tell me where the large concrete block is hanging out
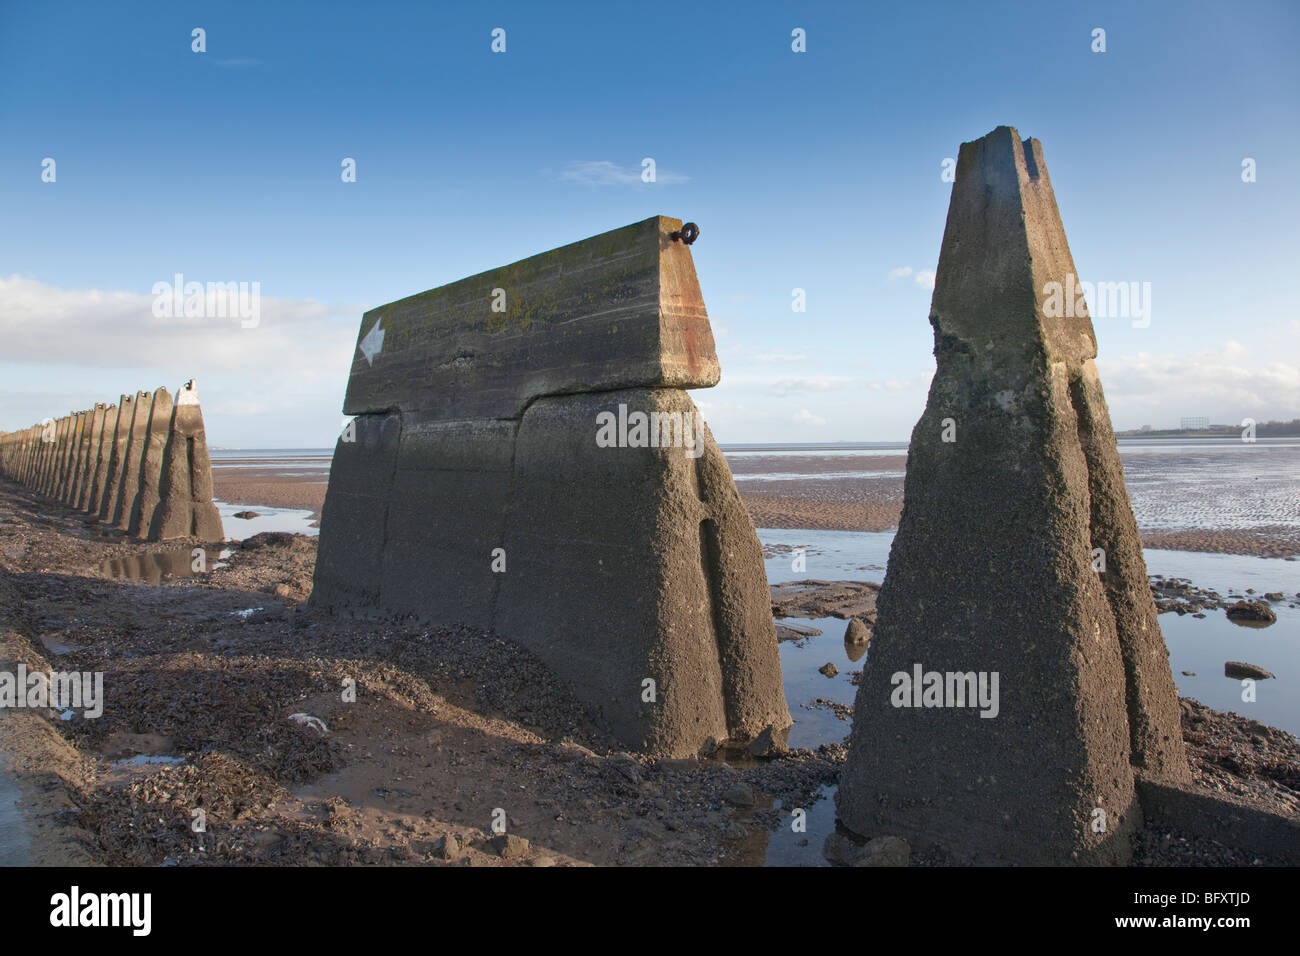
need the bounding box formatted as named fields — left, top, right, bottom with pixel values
left=314, top=218, right=788, bottom=757
left=313, top=411, right=403, bottom=609
left=836, top=127, right=1185, bottom=865
left=495, top=388, right=789, bottom=753
left=342, top=216, right=719, bottom=420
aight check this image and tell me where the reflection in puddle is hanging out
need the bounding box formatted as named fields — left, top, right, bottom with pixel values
left=110, top=754, right=185, bottom=769
left=98, top=548, right=227, bottom=584
left=765, top=784, right=839, bottom=867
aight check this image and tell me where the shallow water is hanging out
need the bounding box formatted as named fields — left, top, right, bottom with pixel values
left=758, top=529, right=1300, bottom=740
left=215, top=501, right=319, bottom=539
left=0, top=751, right=31, bottom=866
left=751, top=527, right=1300, bottom=865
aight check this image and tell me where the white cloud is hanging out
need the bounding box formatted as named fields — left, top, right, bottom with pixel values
left=914, top=270, right=936, bottom=290
left=751, top=351, right=809, bottom=363
left=767, top=376, right=851, bottom=396
left=555, top=160, right=689, bottom=186
left=0, top=274, right=359, bottom=376
left=1098, top=342, right=1300, bottom=425
left=888, top=266, right=913, bottom=280
left=0, top=275, right=364, bottom=444
left=794, top=409, right=826, bottom=426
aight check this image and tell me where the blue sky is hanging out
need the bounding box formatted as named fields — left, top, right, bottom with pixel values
left=2, top=0, right=1297, bottom=446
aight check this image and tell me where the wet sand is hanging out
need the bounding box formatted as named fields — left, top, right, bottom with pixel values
left=213, top=466, right=329, bottom=517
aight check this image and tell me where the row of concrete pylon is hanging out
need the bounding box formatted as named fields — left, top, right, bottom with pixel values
left=0, top=380, right=224, bottom=542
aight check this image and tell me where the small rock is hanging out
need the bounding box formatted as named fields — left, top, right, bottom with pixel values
left=1226, top=601, right=1276, bottom=624
left=434, top=834, right=462, bottom=861
left=1263, top=592, right=1284, bottom=602
left=1225, top=661, right=1275, bottom=680
left=250, top=829, right=283, bottom=848
left=822, top=830, right=862, bottom=865
left=855, top=836, right=910, bottom=867
left=722, top=783, right=756, bottom=808
left=844, top=618, right=870, bottom=644
left=1181, top=670, right=1196, bottom=676
left=819, top=662, right=839, bottom=678
left=531, top=855, right=556, bottom=868
left=487, top=833, right=530, bottom=860
left=233, top=510, right=261, bottom=519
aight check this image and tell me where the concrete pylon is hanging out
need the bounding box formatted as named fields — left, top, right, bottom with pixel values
left=153, top=380, right=224, bottom=541
left=836, top=127, right=1187, bottom=865
left=50, top=414, right=71, bottom=500
left=5, top=385, right=221, bottom=542
left=86, top=404, right=120, bottom=517
left=98, top=395, right=134, bottom=523
left=313, top=216, right=790, bottom=757
left=129, top=388, right=173, bottom=538
left=39, top=416, right=65, bottom=496
left=73, top=405, right=106, bottom=511
left=67, top=408, right=91, bottom=507
left=113, top=392, right=152, bottom=530
left=57, top=412, right=86, bottom=503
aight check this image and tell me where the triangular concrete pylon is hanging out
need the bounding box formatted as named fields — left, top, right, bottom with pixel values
left=837, top=126, right=1188, bottom=865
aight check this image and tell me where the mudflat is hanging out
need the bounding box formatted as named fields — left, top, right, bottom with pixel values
left=1, top=475, right=1295, bottom=866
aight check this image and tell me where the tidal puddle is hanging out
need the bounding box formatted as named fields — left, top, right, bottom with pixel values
left=110, top=754, right=185, bottom=769
left=215, top=501, right=319, bottom=539
left=98, top=548, right=229, bottom=584
left=39, top=634, right=84, bottom=655
left=776, top=616, right=858, bottom=751
left=0, top=751, right=31, bottom=866
left=763, top=784, right=839, bottom=867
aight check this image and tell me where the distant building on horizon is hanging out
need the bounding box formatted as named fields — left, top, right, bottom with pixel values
left=1180, top=416, right=1210, bottom=431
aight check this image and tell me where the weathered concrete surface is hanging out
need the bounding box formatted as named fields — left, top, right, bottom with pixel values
left=342, top=215, right=720, bottom=421
left=495, top=388, right=788, bottom=753
left=836, top=127, right=1186, bottom=865
left=153, top=381, right=224, bottom=541
left=129, top=388, right=173, bottom=538
left=315, top=217, right=788, bottom=757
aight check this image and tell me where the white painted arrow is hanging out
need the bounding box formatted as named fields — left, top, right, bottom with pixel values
left=359, top=319, right=385, bottom=366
